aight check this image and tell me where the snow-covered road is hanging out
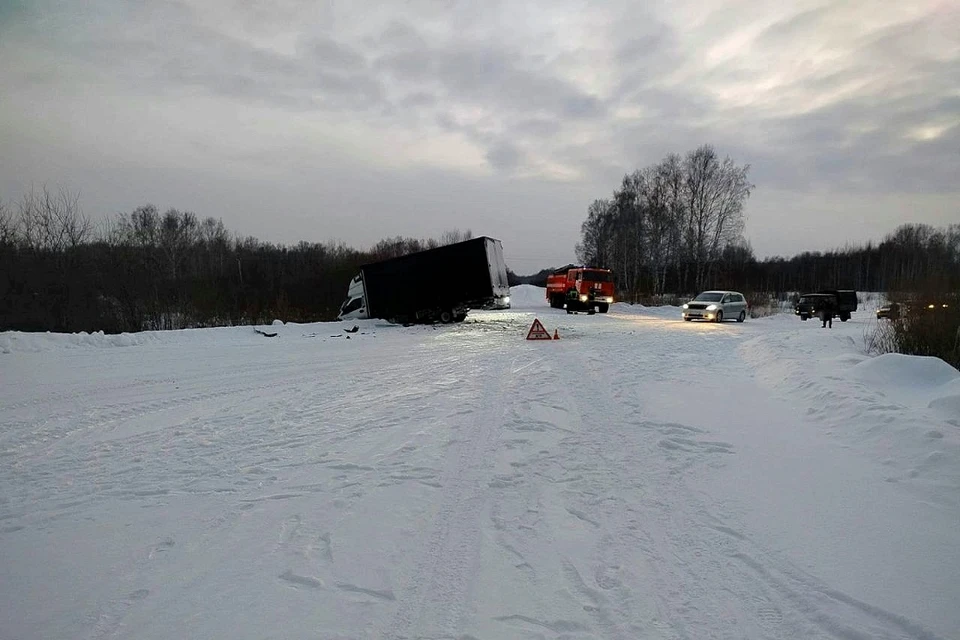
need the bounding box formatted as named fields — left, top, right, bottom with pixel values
left=2, top=286, right=958, bottom=639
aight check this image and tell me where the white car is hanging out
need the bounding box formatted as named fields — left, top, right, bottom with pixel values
left=682, top=291, right=748, bottom=322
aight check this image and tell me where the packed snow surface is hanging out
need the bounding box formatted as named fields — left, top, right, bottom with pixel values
left=2, top=285, right=958, bottom=639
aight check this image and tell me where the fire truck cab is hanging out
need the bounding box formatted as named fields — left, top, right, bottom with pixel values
left=545, top=267, right=615, bottom=314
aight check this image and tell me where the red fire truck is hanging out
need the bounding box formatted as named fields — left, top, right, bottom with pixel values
left=545, top=266, right=615, bottom=314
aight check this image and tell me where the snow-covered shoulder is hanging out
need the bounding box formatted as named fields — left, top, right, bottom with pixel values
left=741, top=325, right=960, bottom=503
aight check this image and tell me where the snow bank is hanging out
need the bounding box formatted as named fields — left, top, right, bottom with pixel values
left=0, top=320, right=371, bottom=354
left=610, top=301, right=644, bottom=314
left=638, top=303, right=683, bottom=319
left=928, top=377, right=960, bottom=420
left=741, top=328, right=960, bottom=502
left=0, top=330, right=164, bottom=354
left=508, top=284, right=547, bottom=308
left=851, top=352, right=959, bottom=390
left=930, top=392, right=960, bottom=418
left=850, top=353, right=960, bottom=421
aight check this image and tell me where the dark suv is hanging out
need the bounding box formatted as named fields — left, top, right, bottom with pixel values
left=820, top=289, right=858, bottom=321
left=795, top=289, right=858, bottom=322
left=795, top=293, right=836, bottom=321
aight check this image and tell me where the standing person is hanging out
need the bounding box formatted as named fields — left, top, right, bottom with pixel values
left=820, top=299, right=834, bottom=328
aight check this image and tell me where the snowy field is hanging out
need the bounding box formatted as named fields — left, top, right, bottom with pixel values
left=2, top=285, right=959, bottom=640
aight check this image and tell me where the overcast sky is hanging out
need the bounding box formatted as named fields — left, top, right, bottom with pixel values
left=1, top=0, right=958, bottom=271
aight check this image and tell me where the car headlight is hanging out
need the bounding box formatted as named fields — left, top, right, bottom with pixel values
left=580, top=295, right=588, bottom=302
left=503, top=296, right=510, bottom=304
left=706, top=304, right=718, bottom=311
left=928, top=304, right=936, bottom=309
left=682, top=303, right=689, bottom=309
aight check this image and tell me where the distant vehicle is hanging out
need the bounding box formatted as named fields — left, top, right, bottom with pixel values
left=795, top=289, right=857, bottom=321
left=337, top=236, right=510, bottom=324
left=876, top=302, right=902, bottom=320
left=546, top=266, right=615, bottom=314
left=819, top=289, right=858, bottom=321
left=682, top=291, right=748, bottom=322
left=795, top=293, right=836, bottom=321
left=876, top=300, right=951, bottom=320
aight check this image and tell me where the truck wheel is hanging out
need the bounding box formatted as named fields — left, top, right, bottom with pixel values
left=439, top=310, right=454, bottom=324
left=715, top=311, right=723, bottom=323
left=737, top=311, right=745, bottom=323
left=840, top=312, right=850, bottom=322
left=598, top=303, right=609, bottom=313
left=454, top=312, right=467, bottom=322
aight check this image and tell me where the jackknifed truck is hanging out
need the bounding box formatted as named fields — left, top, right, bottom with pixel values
left=337, top=236, right=511, bottom=324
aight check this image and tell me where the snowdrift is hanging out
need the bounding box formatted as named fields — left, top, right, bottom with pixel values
left=0, top=329, right=166, bottom=353
left=507, top=284, right=548, bottom=308
left=0, top=319, right=386, bottom=354
left=850, top=353, right=960, bottom=420
left=851, top=352, right=959, bottom=390
left=741, top=326, right=960, bottom=502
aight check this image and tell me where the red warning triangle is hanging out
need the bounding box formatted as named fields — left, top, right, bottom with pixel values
left=526, top=318, right=553, bottom=340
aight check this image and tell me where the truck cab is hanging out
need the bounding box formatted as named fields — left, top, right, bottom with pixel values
left=338, top=274, right=368, bottom=320
left=546, top=267, right=615, bottom=314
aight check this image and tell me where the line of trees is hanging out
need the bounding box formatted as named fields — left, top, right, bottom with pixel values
left=3, top=174, right=957, bottom=335
left=0, top=187, right=473, bottom=333
left=730, top=224, right=960, bottom=295
left=576, top=145, right=754, bottom=298
left=577, top=146, right=959, bottom=298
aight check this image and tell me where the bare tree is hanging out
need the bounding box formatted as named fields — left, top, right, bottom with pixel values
left=16, top=186, right=92, bottom=251
left=128, top=204, right=161, bottom=247
left=199, top=217, right=229, bottom=277
left=660, top=154, right=686, bottom=292
left=575, top=199, right=614, bottom=267
left=439, top=229, right=473, bottom=246
left=683, top=145, right=753, bottom=290
left=575, top=146, right=753, bottom=298
left=159, top=209, right=199, bottom=280
left=0, top=199, right=17, bottom=247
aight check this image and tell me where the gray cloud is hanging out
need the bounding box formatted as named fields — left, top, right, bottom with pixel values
left=755, top=5, right=833, bottom=46
left=299, top=35, right=369, bottom=72
left=371, top=20, right=430, bottom=52
left=373, top=36, right=606, bottom=121
left=486, top=141, right=524, bottom=173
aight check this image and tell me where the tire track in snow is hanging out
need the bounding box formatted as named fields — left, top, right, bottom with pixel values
left=548, top=344, right=675, bottom=639
left=1, top=346, right=437, bottom=526
left=478, top=337, right=666, bottom=639
left=383, top=342, right=514, bottom=639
